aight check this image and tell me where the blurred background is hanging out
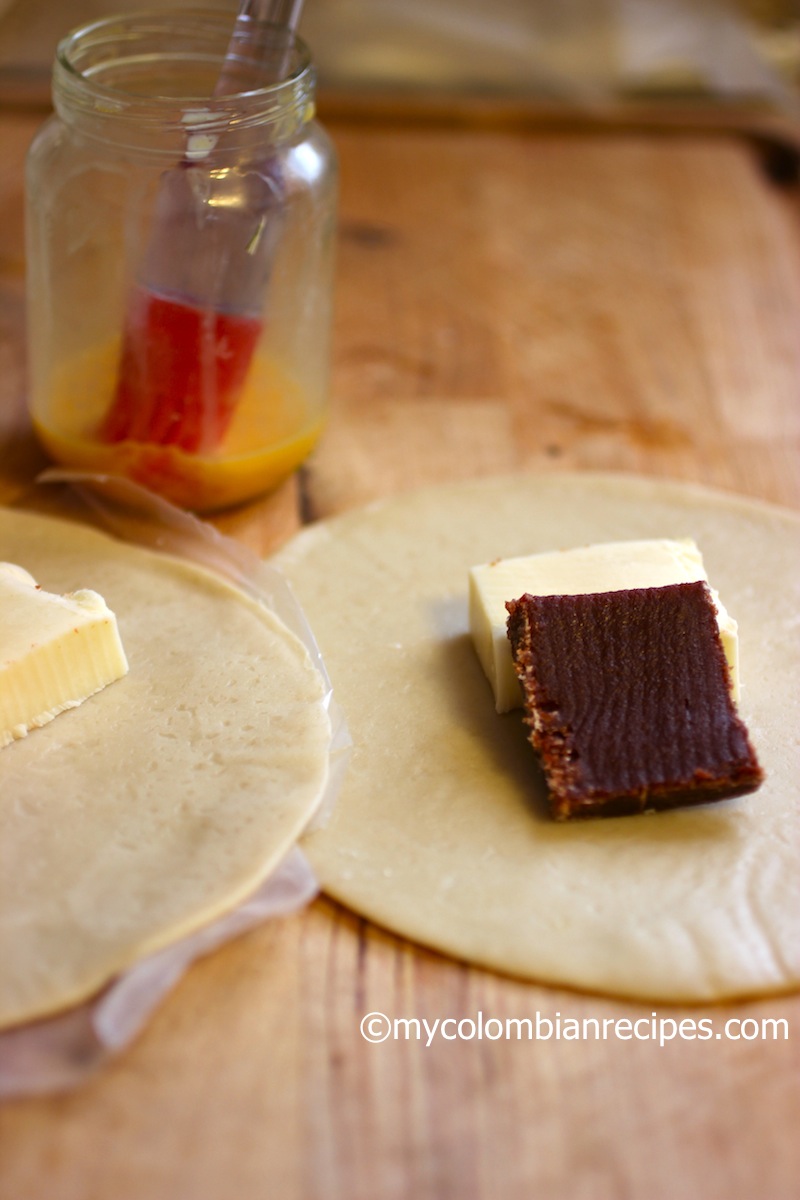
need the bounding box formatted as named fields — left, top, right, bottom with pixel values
left=0, top=0, right=797, bottom=112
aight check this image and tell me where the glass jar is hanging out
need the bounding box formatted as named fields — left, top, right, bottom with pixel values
left=26, top=10, right=337, bottom=512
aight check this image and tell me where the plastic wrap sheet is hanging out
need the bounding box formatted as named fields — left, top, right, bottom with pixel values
left=304, top=0, right=798, bottom=107
left=0, top=471, right=351, bottom=1099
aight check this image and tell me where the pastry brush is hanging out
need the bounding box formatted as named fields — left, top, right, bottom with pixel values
left=101, top=0, right=305, bottom=455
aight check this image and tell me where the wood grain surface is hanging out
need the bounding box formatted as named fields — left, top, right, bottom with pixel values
left=0, top=108, right=799, bottom=1200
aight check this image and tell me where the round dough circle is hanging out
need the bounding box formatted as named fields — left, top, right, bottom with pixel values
left=275, top=472, right=800, bottom=1002
left=0, top=508, right=331, bottom=1029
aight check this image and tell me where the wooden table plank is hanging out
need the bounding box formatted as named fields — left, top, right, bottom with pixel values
left=310, top=126, right=800, bottom=516
left=0, top=114, right=798, bottom=1200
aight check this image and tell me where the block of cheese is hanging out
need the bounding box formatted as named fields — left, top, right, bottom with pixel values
left=0, top=562, right=129, bottom=747
left=469, top=539, right=739, bottom=712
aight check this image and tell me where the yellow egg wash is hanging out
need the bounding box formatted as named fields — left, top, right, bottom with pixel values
left=33, top=338, right=325, bottom=511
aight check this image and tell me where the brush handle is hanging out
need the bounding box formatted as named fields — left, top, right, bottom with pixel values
left=214, top=0, right=306, bottom=96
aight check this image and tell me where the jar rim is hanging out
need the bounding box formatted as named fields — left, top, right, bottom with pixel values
left=53, top=7, right=314, bottom=139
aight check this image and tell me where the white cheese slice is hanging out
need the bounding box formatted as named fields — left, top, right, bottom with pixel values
left=469, top=538, right=739, bottom=712
left=0, top=562, right=129, bottom=747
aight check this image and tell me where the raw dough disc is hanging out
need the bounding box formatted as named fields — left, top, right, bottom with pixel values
left=0, top=508, right=331, bottom=1029
left=274, top=472, right=800, bottom=1002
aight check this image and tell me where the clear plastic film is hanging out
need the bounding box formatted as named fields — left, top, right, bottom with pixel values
left=305, top=0, right=799, bottom=108
left=0, top=471, right=351, bottom=1099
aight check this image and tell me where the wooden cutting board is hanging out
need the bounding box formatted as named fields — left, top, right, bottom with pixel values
left=0, top=109, right=798, bottom=1200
